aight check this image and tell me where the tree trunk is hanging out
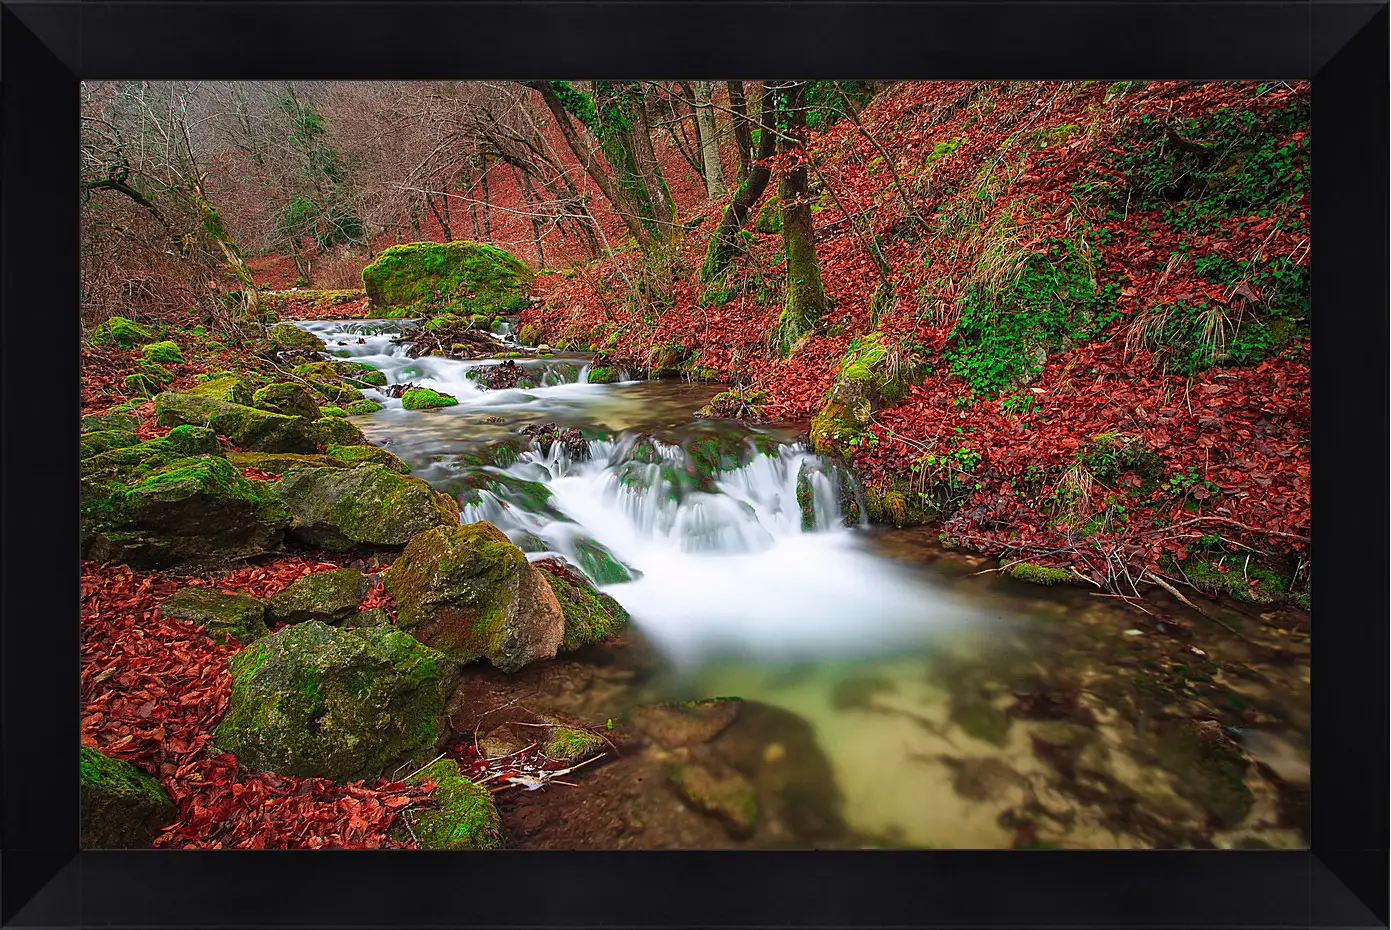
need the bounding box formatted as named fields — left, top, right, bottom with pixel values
left=189, top=175, right=262, bottom=329
left=694, top=82, right=727, bottom=201
left=776, top=82, right=826, bottom=353
left=700, top=81, right=778, bottom=281
left=479, top=160, right=492, bottom=242
left=523, top=81, right=656, bottom=256
left=726, top=80, right=753, bottom=182
left=629, top=84, right=677, bottom=241
left=514, top=166, right=547, bottom=267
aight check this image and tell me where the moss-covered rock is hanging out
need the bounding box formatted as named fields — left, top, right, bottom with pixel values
left=252, top=383, right=322, bottom=421
left=154, top=392, right=322, bottom=454
left=401, top=387, right=458, bottom=411
left=383, top=522, right=564, bottom=672
left=186, top=375, right=254, bottom=406
left=534, top=560, right=629, bottom=652
left=809, top=333, right=926, bottom=457
left=362, top=241, right=533, bottom=317
left=1002, top=562, right=1075, bottom=586
left=570, top=537, right=635, bottom=585
left=306, top=376, right=362, bottom=406
left=274, top=464, right=459, bottom=550
left=95, top=316, right=156, bottom=348
left=80, top=746, right=175, bottom=848
left=396, top=758, right=501, bottom=849
left=81, top=429, right=221, bottom=492
left=213, top=621, right=455, bottom=782
left=628, top=698, right=743, bottom=749
left=265, top=569, right=371, bottom=625
left=585, top=366, right=618, bottom=384
left=141, top=340, right=184, bottom=364
left=82, top=411, right=142, bottom=434
left=753, top=194, right=782, bottom=234
left=310, top=416, right=368, bottom=447
left=318, top=406, right=347, bottom=418
left=346, top=607, right=392, bottom=628
left=225, top=450, right=345, bottom=475
left=346, top=399, right=384, bottom=416
left=159, top=587, right=268, bottom=645
left=542, top=723, right=607, bottom=766
left=267, top=323, right=328, bottom=354
left=326, top=444, right=411, bottom=474
left=517, top=323, right=541, bottom=345
left=84, top=455, right=290, bottom=571
left=81, top=429, right=142, bottom=459
left=667, top=761, right=758, bottom=839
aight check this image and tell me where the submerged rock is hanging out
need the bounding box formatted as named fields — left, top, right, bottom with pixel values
left=274, top=464, right=459, bottom=550
left=265, top=569, right=371, bottom=625
left=159, top=587, right=268, bottom=645
left=628, top=698, right=743, bottom=749
left=213, top=621, right=455, bottom=782
left=667, top=761, right=758, bottom=839
left=383, top=522, right=564, bottom=672
left=80, top=746, right=176, bottom=848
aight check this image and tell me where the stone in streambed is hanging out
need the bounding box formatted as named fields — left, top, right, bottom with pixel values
left=159, top=587, right=268, bottom=645
left=80, top=745, right=176, bottom=848
left=265, top=569, right=372, bottom=625
left=533, top=559, right=629, bottom=652
left=273, top=464, right=459, bottom=550
left=213, top=621, right=455, bottom=782
left=628, top=698, right=743, bottom=749
left=383, top=523, right=564, bottom=672
left=667, top=761, right=758, bottom=839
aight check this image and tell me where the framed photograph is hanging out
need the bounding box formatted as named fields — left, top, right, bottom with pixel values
left=3, top=1, right=1386, bottom=927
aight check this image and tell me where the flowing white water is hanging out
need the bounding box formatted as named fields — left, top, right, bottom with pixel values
left=295, top=319, right=985, bottom=667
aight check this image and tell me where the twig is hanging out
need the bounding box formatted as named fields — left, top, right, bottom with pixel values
left=1142, top=570, right=1253, bottom=641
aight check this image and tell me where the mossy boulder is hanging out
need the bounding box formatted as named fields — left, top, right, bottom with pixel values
left=326, top=444, right=411, bottom=474
left=346, top=399, right=384, bottom=416
left=213, top=621, right=455, bottom=782
left=306, top=377, right=362, bottom=406
left=341, top=362, right=388, bottom=389
left=534, top=560, right=629, bottom=652
left=585, top=366, right=619, bottom=385
left=542, top=722, right=607, bottom=766
left=383, top=522, right=564, bottom=672
left=252, top=383, right=322, bottom=421
left=159, top=587, right=268, bottom=645
left=1002, top=562, right=1075, bottom=586
left=401, top=388, right=458, bottom=411
left=80, top=746, right=175, bottom=848
left=266, top=323, right=328, bottom=354
left=667, top=761, right=758, bottom=839
left=310, top=416, right=368, bottom=447
left=809, top=333, right=925, bottom=457
left=362, top=241, right=533, bottom=316
left=141, top=340, right=184, bottom=364
left=95, top=316, right=156, bottom=348
left=81, top=428, right=222, bottom=491
left=186, top=375, right=255, bottom=406
left=84, top=455, right=290, bottom=571
left=274, top=464, right=460, bottom=550
left=318, top=406, right=347, bottom=418
left=154, top=392, right=322, bottom=454
left=265, top=569, right=372, bottom=625
left=517, top=323, right=541, bottom=345
left=82, top=411, right=142, bottom=434
left=347, top=608, right=392, bottom=628
left=395, top=758, right=501, bottom=849
left=81, top=429, right=142, bottom=459
left=753, top=194, right=782, bottom=234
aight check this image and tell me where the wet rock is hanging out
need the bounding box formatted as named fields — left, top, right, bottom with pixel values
left=265, top=569, right=371, bottom=625
left=383, top=522, right=564, bottom=672
left=266, top=323, right=327, bottom=354
left=155, top=392, right=321, bottom=454
left=394, top=758, right=501, bottom=849
left=628, top=698, right=742, bottom=749
left=159, top=588, right=268, bottom=645
left=570, top=537, right=636, bottom=585
left=80, top=746, right=175, bottom=848
left=213, top=621, right=455, bottom=781
left=484, top=359, right=522, bottom=390
left=667, top=761, right=758, bottom=839
left=401, top=387, right=458, bottom=410
left=1154, top=720, right=1254, bottom=828
left=521, top=422, right=589, bottom=460
left=950, top=693, right=1013, bottom=746
left=533, top=558, right=630, bottom=651
left=830, top=673, right=898, bottom=711
left=274, top=464, right=459, bottom=550
left=251, top=382, right=322, bottom=421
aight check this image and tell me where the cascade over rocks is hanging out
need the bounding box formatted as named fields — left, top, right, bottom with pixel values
left=274, top=464, right=460, bottom=550
left=213, top=620, right=456, bottom=782
left=383, top=522, right=564, bottom=672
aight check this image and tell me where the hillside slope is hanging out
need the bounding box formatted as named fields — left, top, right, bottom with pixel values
left=521, top=80, right=1311, bottom=604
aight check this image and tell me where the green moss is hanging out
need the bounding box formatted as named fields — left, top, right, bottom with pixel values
left=586, top=366, right=618, bottom=384
left=154, top=392, right=322, bottom=454
left=326, top=444, right=411, bottom=474
left=266, top=323, right=327, bottom=353
left=141, top=340, right=184, bottom=364
left=318, top=406, right=346, bottom=418
left=80, top=745, right=175, bottom=848
left=81, top=429, right=142, bottom=459
left=274, top=464, right=458, bottom=550
left=542, top=725, right=607, bottom=765
left=186, top=374, right=254, bottom=406
left=536, top=561, right=629, bottom=652
left=401, top=387, right=458, bottom=410
left=95, top=316, right=156, bottom=348
left=753, top=194, right=782, bottom=233
left=1003, top=562, right=1074, bottom=586
left=346, top=398, right=384, bottom=415
left=398, top=758, right=501, bottom=849
left=517, top=323, right=541, bottom=345
left=309, top=416, right=367, bottom=447
left=361, top=241, right=533, bottom=316
left=252, top=382, right=322, bottom=421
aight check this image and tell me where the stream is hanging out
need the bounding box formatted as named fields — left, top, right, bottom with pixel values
left=296, top=318, right=1311, bottom=850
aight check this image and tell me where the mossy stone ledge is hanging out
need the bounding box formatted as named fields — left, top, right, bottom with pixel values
left=273, top=464, right=459, bottom=550
left=154, top=392, right=322, bottom=454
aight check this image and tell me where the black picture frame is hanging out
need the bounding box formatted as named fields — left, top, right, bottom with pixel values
left=3, top=2, right=1386, bottom=927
